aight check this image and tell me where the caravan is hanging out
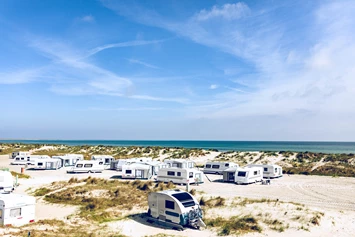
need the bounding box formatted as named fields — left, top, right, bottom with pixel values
left=91, top=155, right=115, bottom=169
left=0, top=171, right=14, bottom=193
left=222, top=167, right=239, bottom=182
left=122, top=161, right=168, bottom=179
left=148, top=190, right=205, bottom=229
left=157, top=168, right=203, bottom=185
left=0, top=194, right=35, bottom=226
left=246, top=164, right=283, bottom=178
left=110, top=159, right=127, bottom=170
left=67, top=160, right=104, bottom=173
left=203, top=162, right=238, bottom=175
left=52, top=154, right=83, bottom=168
left=33, top=159, right=61, bottom=170
left=11, top=155, right=50, bottom=165
left=11, top=151, right=30, bottom=159
left=164, top=159, right=195, bottom=169
left=235, top=167, right=263, bottom=184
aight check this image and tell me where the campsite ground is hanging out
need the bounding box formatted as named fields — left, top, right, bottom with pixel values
left=0, top=153, right=354, bottom=237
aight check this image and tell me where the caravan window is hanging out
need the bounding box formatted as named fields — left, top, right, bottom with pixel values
left=165, top=200, right=175, bottom=209
left=10, top=208, right=21, bottom=218
left=99, top=162, right=103, bottom=165
left=76, top=164, right=83, bottom=168
left=65, top=160, right=70, bottom=166
left=172, top=192, right=196, bottom=208
left=254, top=171, right=258, bottom=175
left=264, top=168, right=268, bottom=172
left=167, top=171, right=175, bottom=176
left=177, top=172, right=181, bottom=176
left=212, top=165, right=220, bottom=169
left=21, top=158, right=25, bottom=161
left=84, top=164, right=93, bottom=168
left=275, top=168, right=277, bottom=173
left=126, top=170, right=132, bottom=174
left=189, top=172, right=193, bottom=178
left=105, top=158, right=110, bottom=164
left=225, top=163, right=229, bottom=167
left=238, top=171, right=246, bottom=177
left=38, top=162, right=43, bottom=166
left=205, top=164, right=211, bottom=168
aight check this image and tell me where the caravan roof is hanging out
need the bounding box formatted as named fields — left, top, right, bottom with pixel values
left=0, top=193, right=35, bottom=207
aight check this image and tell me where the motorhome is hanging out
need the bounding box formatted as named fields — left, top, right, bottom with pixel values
left=203, top=162, right=238, bottom=175
left=148, top=190, right=205, bottom=229
left=157, top=168, right=203, bottom=185
left=234, top=167, right=263, bottom=184
left=246, top=164, right=283, bottom=178
left=91, top=155, right=115, bottom=169
left=122, top=161, right=168, bottom=179
left=52, top=154, right=84, bottom=168
left=33, top=159, right=61, bottom=170
left=0, top=193, right=35, bottom=226
left=222, top=167, right=239, bottom=182
left=164, top=159, right=195, bottom=169
left=11, top=155, right=50, bottom=165
left=67, top=160, right=104, bottom=173
left=11, top=151, right=30, bottom=159
left=0, top=171, right=14, bottom=193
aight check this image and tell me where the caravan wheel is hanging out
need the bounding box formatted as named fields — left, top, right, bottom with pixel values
left=147, top=209, right=151, bottom=217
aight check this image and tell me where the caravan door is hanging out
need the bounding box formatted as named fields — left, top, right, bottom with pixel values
left=228, top=172, right=235, bottom=182
left=195, top=173, right=202, bottom=183
left=46, top=162, right=52, bottom=170
left=136, top=170, right=143, bottom=179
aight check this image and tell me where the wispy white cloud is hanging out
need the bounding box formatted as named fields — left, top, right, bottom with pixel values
left=127, top=58, right=160, bottom=69
left=87, top=107, right=163, bottom=111
left=80, top=15, right=95, bottom=23
left=209, top=84, right=218, bottom=89
left=0, top=69, right=41, bottom=84
left=194, top=2, right=250, bottom=21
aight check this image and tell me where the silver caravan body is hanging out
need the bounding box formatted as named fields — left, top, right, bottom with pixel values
left=164, top=159, right=195, bottom=169
left=157, top=168, right=204, bottom=185
left=11, top=155, right=50, bottom=165
left=33, top=159, right=61, bottom=170
left=0, top=193, right=35, bottom=226
left=222, top=167, right=239, bottom=182
left=52, top=154, right=84, bottom=168
left=204, top=161, right=238, bottom=175
left=148, top=190, right=205, bottom=229
left=0, top=171, right=14, bottom=193
left=246, top=164, right=283, bottom=178
left=11, top=151, right=30, bottom=159
left=91, top=155, right=115, bottom=169
left=67, top=160, right=104, bottom=173
left=235, top=167, right=263, bottom=184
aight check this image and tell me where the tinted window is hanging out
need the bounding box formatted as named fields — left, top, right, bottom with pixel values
left=99, top=162, right=103, bottom=165
left=126, top=170, right=132, bottom=174
left=238, top=171, right=246, bottom=177
left=275, top=168, right=277, bottom=173
left=10, top=208, right=21, bottom=218
left=189, top=172, right=193, bottom=178
left=264, top=168, right=268, bottom=172
left=212, top=165, right=220, bottom=169
left=38, top=163, right=43, bottom=166
left=172, top=192, right=196, bottom=208
left=225, top=163, right=229, bottom=167
left=254, top=171, right=258, bottom=175
left=76, top=164, right=83, bottom=168
left=84, top=164, right=93, bottom=168
left=205, top=164, right=211, bottom=168
left=177, top=172, right=181, bottom=176
left=168, top=171, right=175, bottom=176
left=165, top=200, right=175, bottom=209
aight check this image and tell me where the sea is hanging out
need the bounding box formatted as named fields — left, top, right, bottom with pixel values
left=1, top=140, right=355, bottom=154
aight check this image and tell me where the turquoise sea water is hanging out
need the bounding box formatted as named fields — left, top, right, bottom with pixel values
left=1, top=140, right=355, bottom=154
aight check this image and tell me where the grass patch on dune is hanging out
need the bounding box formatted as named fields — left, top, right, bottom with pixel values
left=11, top=171, right=30, bottom=179
left=36, top=177, right=175, bottom=223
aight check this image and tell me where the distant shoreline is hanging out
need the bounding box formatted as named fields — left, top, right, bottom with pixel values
left=1, top=140, right=355, bottom=154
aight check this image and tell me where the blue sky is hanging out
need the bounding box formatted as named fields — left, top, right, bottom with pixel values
left=0, top=0, right=354, bottom=141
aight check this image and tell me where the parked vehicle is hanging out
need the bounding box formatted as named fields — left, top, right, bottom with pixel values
left=52, top=154, right=83, bottom=168
left=164, top=159, right=195, bottom=169
left=91, top=155, right=115, bottom=169
left=157, top=168, right=203, bottom=185
left=11, top=155, right=50, bottom=165
left=0, top=193, right=35, bottom=226
left=203, top=162, right=238, bottom=175
left=11, top=151, right=30, bottom=159
left=33, top=159, right=61, bottom=170
left=0, top=171, right=14, bottom=193
left=234, top=167, right=263, bottom=184
left=246, top=164, right=283, bottom=178
left=148, top=190, right=206, bottom=229
left=67, top=160, right=104, bottom=173
left=222, top=167, right=239, bottom=182
left=122, top=161, right=168, bottom=179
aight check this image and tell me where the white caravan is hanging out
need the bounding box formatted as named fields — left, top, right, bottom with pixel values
left=157, top=168, right=204, bottom=185
left=91, top=155, right=115, bottom=169
left=148, top=190, right=205, bottom=229
left=0, top=193, right=35, bottom=226
left=203, top=162, right=238, bottom=175
left=67, top=160, right=104, bottom=173
left=11, top=155, right=50, bottom=165
left=33, top=159, right=61, bottom=170
left=11, top=151, right=30, bottom=159
left=0, top=171, right=14, bottom=193
left=222, top=167, right=239, bottom=182
left=246, top=164, right=283, bottom=178
left=110, top=159, right=127, bottom=170
left=164, top=159, right=195, bottom=169
left=235, top=167, right=263, bottom=184
left=52, top=154, right=84, bottom=168
left=122, top=161, right=168, bottom=179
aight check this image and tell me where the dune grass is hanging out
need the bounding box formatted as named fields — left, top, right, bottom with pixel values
left=11, top=171, right=30, bottom=179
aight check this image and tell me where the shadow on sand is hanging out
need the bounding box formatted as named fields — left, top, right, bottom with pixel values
left=125, top=213, right=184, bottom=231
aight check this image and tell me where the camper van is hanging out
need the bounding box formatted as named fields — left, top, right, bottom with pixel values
left=203, top=162, right=238, bottom=175
left=52, top=154, right=83, bottom=168
left=0, top=171, right=14, bottom=193
left=11, top=151, right=30, bottom=159
left=157, top=168, right=203, bottom=185
left=234, top=167, right=263, bottom=184
left=67, top=160, right=104, bottom=173
left=11, top=155, right=50, bottom=165
left=148, top=190, right=205, bottom=229
left=0, top=193, right=35, bottom=226
left=164, top=159, right=195, bottom=169
left=33, top=159, right=61, bottom=170
left=246, top=164, right=283, bottom=178
left=91, top=155, right=115, bottom=169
